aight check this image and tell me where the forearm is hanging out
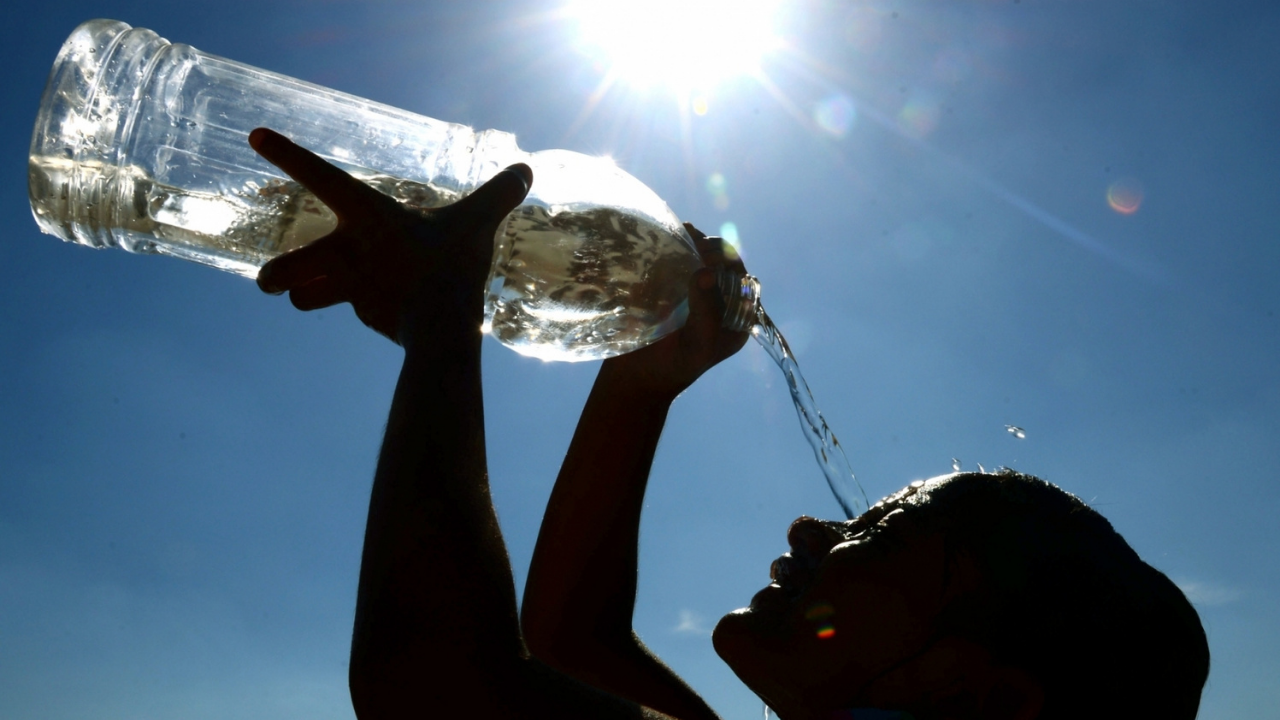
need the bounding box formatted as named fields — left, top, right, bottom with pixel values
left=522, top=359, right=718, bottom=719
left=523, top=358, right=671, bottom=642
left=349, top=317, right=523, bottom=710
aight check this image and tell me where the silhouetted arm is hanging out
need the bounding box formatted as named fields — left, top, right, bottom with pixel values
left=522, top=229, right=748, bottom=720
left=251, top=128, right=679, bottom=719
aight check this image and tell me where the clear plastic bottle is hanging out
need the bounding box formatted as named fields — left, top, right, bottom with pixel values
left=29, top=19, right=757, bottom=362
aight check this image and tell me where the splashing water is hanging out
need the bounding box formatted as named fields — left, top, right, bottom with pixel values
left=750, top=304, right=869, bottom=520
left=952, top=458, right=962, bottom=472
left=1005, top=425, right=1026, bottom=439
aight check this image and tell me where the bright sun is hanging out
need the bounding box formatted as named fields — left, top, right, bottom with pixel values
left=566, top=0, right=784, bottom=92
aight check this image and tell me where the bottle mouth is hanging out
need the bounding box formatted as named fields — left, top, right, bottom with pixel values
left=28, top=19, right=169, bottom=249
left=718, top=269, right=761, bottom=332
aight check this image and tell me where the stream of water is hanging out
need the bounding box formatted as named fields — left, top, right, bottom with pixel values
left=750, top=303, right=869, bottom=520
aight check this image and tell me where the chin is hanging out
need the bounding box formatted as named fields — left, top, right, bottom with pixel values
left=711, top=609, right=748, bottom=663
left=712, top=610, right=797, bottom=713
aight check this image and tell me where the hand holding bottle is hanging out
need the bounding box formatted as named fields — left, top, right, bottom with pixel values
left=600, top=224, right=752, bottom=399
left=249, top=128, right=531, bottom=345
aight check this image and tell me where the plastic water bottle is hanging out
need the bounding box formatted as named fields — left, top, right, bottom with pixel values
left=28, top=19, right=757, bottom=362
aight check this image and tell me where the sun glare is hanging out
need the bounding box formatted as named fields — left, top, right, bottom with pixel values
left=567, top=0, right=784, bottom=92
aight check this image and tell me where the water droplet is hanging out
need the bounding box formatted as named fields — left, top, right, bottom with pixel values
left=1005, top=425, right=1026, bottom=439
left=951, top=458, right=961, bottom=472
left=977, top=463, right=986, bottom=473
left=910, top=480, right=925, bottom=489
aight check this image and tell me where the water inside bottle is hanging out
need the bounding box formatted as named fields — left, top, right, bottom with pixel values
left=487, top=204, right=702, bottom=361
left=751, top=306, right=869, bottom=520
left=29, top=154, right=460, bottom=276
left=30, top=154, right=701, bottom=362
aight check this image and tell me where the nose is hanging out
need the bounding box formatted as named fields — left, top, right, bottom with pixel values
left=787, top=516, right=843, bottom=565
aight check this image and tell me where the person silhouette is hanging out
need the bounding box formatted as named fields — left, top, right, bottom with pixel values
left=251, top=127, right=1207, bottom=720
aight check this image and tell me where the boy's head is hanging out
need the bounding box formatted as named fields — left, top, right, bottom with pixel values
left=713, top=470, right=1209, bottom=720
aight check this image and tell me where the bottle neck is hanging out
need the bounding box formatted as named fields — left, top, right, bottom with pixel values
left=464, top=128, right=525, bottom=192
left=717, top=270, right=762, bottom=332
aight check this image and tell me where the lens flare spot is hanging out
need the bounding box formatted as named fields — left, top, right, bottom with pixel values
left=897, top=96, right=940, bottom=138
left=817, top=625, right=836, bottom=639
left=932, top=47, right=973, bottom=84
left=805, top=602, right=835, bottom=620
left=813, top=94, right=857, bottom=137
left=692, top=94, right=710, bottom=116
left=719, top=221, right=741, bottom=251
left=707, top=172, right=730, bottom=210
left=1107, top=178, right=1144, bottom=215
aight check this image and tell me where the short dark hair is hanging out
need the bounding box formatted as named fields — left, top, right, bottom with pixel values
left=898, top=470, right=1209, bottom=720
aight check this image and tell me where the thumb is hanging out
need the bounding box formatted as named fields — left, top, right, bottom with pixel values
left=453, top=163, right=532, bottom=224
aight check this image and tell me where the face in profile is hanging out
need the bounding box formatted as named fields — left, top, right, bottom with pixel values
left=716, top=471, right=1210, bottom=720
left=712, top=478, right=974, bottom=716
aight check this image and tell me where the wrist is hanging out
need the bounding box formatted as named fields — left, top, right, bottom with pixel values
left=398, top=293, right=485, bottom=355
left=598, top=355, right=688, bottom=406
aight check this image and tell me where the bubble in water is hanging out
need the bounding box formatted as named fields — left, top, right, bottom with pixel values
left=951, top=458, right=961, bottom=472
left=1005, top=425, right=1026, bottom=439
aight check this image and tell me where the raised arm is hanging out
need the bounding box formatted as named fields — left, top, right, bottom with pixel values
left=521, top=228, right=748, bottom=720
left=251, top=129, right=677, bottom=719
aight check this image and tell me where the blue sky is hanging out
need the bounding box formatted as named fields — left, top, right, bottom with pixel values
left=3, top=1, right=1278, bottom=717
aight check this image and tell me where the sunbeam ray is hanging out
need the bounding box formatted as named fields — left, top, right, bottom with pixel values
left=560, top=68, right=621, bottom=146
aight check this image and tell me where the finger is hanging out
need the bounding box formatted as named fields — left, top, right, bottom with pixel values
left=450, top=163, right=532, bottom=226
left=720, top=239, right=746, bottom=275
left=249, top=128, right=386, bottom=217
left=289, top=275, right=349, bottom=311
left=257, top=231, right=351, bottom=294
left=693, top=234, right=729, bottom=265
left=694, top=234, right=747, bottom=275
left=684, top=222, right=707, bottom=242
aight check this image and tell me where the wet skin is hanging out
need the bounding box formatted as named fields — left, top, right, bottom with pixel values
left=713, top=479, right=981, bottom=718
